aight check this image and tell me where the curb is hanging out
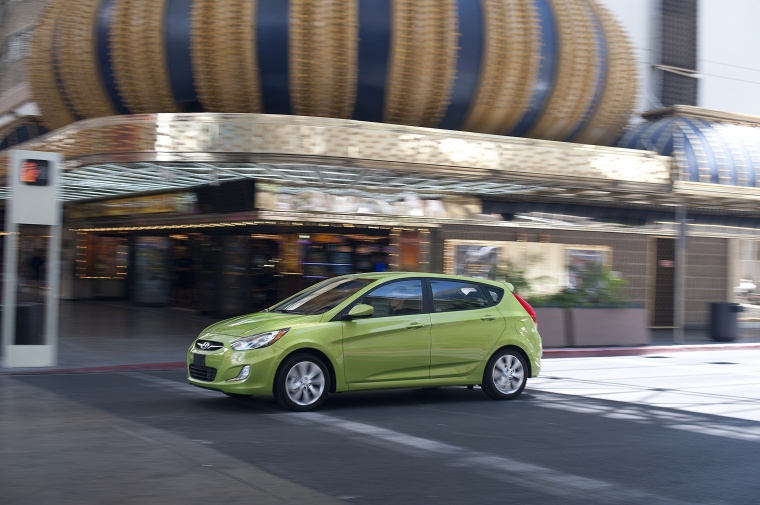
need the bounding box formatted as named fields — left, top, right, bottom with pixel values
left=543, top=342, right=760, bottom=358
left=1, top=361, right=186, bottom=376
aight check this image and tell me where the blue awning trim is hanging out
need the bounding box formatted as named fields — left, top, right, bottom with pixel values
left=353, top=0, right=392, bottom=122
left=165, top=0, right=200, bottom=111
left=506, top=0, right=558, bottom=137
left=0, top=123, right=49, bottom=151
left=438, top=0, right=484, bottom=130
left=97, top=0, right=130, bottom=114
left=257, top=0, right=292, bottom=115
left=564, top=3, right=607, bottom=142
left=680, top=131, right=700, bottom=182
left=680, top=118, right=720, bottom=184
left=618, top=114, right=760, bottom=187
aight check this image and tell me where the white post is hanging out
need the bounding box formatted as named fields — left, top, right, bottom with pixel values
left=2, top=150, right=62, bottom=368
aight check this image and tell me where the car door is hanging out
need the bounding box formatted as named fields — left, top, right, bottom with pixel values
left=428, top=279, right=506, bottom=378
left=342, top=279, right=431, bottom=384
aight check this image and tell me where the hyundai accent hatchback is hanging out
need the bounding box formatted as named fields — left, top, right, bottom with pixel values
left=187, top=272, right=542, bottom=411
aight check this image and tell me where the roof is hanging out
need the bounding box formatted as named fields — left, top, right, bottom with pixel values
left=618, top=106, right=760, bottom=188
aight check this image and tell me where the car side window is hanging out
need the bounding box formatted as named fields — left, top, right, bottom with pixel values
left=360, top=279, right=423, bottom=318
left=487, top=287, right=504, bottom=304
left=431, top=280, right=490, bottom=313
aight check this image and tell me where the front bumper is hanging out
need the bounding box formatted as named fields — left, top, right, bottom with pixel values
left=187, top=343, right=280, bottom=396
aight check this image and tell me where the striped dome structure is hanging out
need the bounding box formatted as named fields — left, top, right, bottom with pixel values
left=28, top=0, right=638, bottom=146
left=617, top=107, right=760, bottom=187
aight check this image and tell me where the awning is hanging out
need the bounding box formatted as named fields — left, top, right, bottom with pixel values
left=1, top=112, right=673, bottom=205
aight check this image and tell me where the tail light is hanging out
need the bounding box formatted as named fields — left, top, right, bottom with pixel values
left=512, top=292, right=537, bottom=326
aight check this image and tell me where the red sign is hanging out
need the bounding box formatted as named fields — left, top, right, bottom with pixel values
left=20, top=159, right=49, bottom=186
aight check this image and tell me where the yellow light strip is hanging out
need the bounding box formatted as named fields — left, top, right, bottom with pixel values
left=70, top=220, right=400, bottom=233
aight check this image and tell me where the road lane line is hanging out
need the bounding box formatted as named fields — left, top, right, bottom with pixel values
left=293, top=412, right=722, bottom=505
left=531, top=391, right=760, bottom=442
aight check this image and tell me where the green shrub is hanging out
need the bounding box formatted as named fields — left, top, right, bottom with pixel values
left=529, top=262, right=631, bottom=308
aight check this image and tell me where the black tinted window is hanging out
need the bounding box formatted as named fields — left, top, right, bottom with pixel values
left=487, top=287, right=505, bottom=303
left=431, top=280, right=490, bottom=313
left=361, top=279, right=423, bottom=318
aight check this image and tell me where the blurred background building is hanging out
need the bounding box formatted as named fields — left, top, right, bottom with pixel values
left=2, top=0, right=760, bottom=333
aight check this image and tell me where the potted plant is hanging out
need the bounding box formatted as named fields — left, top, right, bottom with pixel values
left=490, top=259, right=569, bottom=348
left=528, top=263, right=650, bottom=347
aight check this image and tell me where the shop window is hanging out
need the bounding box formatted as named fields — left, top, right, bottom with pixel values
left=733, top=239, right=760, bottom=306
left=566, top=247, right=608, bottom=290
left=75, top=234, right=128, bottom=279
left=296, top=233, right=389, bottom=279
left=444, top=239, right=611, bottom=299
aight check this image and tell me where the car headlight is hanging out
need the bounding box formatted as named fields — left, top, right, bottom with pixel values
left=230, top=328, right=290, bottom=351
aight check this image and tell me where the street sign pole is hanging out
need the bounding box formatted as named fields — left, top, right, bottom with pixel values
left=2, top=150, right=62, bottom=368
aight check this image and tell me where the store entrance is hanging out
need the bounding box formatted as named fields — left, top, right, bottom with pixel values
left=79, top=222, right=418, bottom=317
left=652, top=238, right=676, bottom=327
left=170, top=235, right=200, bottom=310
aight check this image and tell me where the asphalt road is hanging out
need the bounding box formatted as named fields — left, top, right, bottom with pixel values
left=3, top=350, right=759, bottom=505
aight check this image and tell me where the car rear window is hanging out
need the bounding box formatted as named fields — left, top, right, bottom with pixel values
left=431, top=280, right=491, bottom=313
left=486, top=286, right=505, bottom=304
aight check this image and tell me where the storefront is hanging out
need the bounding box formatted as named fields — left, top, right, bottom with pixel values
left=64, top=183, right=438, bottom=316
left=6, top=111, right=748, bottom=328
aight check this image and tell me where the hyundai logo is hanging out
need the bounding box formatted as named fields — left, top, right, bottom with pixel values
left=199, top=341, right=212, bottom=350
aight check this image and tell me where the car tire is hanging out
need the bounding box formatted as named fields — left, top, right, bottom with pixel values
left=275, top=354, right=330, bottom=411
left=482, top=349, right=527, bottom=401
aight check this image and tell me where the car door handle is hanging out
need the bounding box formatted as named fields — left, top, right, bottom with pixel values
left=481, top=315, right=497, bottom=321
left=405, top=322, right=426, bottom=330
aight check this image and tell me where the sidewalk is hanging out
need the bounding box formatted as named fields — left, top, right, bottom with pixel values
left=3, top=299, right=760, bottom=374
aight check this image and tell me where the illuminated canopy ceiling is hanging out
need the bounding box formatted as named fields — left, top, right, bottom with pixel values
left=0, top=113, right=678, bottom=207
left=4, top=112, right=760, bottom=215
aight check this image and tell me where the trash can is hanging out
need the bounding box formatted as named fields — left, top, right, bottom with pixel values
left=0, top=303, right=44, bottom=345
left=709, top=302, right=744, bottom=342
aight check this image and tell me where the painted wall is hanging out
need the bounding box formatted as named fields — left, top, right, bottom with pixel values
left=599, top=0, right=760, bottom=117
left=698, top=0, right=760, bottom=116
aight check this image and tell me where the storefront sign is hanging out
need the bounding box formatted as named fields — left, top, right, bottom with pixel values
left=69, top=192, right=198, bottom=218
left=256, top=184, right=472, bottom=219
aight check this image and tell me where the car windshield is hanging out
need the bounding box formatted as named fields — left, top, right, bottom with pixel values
left=270, top=277, right=377, bottom=315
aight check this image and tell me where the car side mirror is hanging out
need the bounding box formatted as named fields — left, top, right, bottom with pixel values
left=346, top=303, right=374, bottom=319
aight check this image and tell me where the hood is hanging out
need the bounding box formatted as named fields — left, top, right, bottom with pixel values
left=200, top=311, right=322, bottom=338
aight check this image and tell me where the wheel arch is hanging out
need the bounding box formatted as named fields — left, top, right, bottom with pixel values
left=274, top=348, right=338, bottom=393
left=490, top=344, right=532, bottom=378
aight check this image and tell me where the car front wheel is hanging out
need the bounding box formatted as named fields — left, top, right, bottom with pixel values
left=482, top=349, right=527, bottom=400
left=275, top=354, right=330, bottom=411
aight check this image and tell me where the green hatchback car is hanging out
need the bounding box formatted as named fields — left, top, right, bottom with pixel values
left=187, top=272, right=542, bottom=411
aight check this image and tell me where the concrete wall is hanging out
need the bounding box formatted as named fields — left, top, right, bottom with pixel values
left=600, top=0, right=760, bottom=117
left=684, top=236, right=730, bottom=326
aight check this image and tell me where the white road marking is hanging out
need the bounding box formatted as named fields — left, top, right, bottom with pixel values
left=292, top=412, right=720, bottom=505
left=531, top=391, right=760, bottom=442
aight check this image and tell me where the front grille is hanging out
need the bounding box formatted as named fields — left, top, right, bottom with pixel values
left=195, top=340, right=223, bottom=351
left=189, top=364, right=217, bottom=381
